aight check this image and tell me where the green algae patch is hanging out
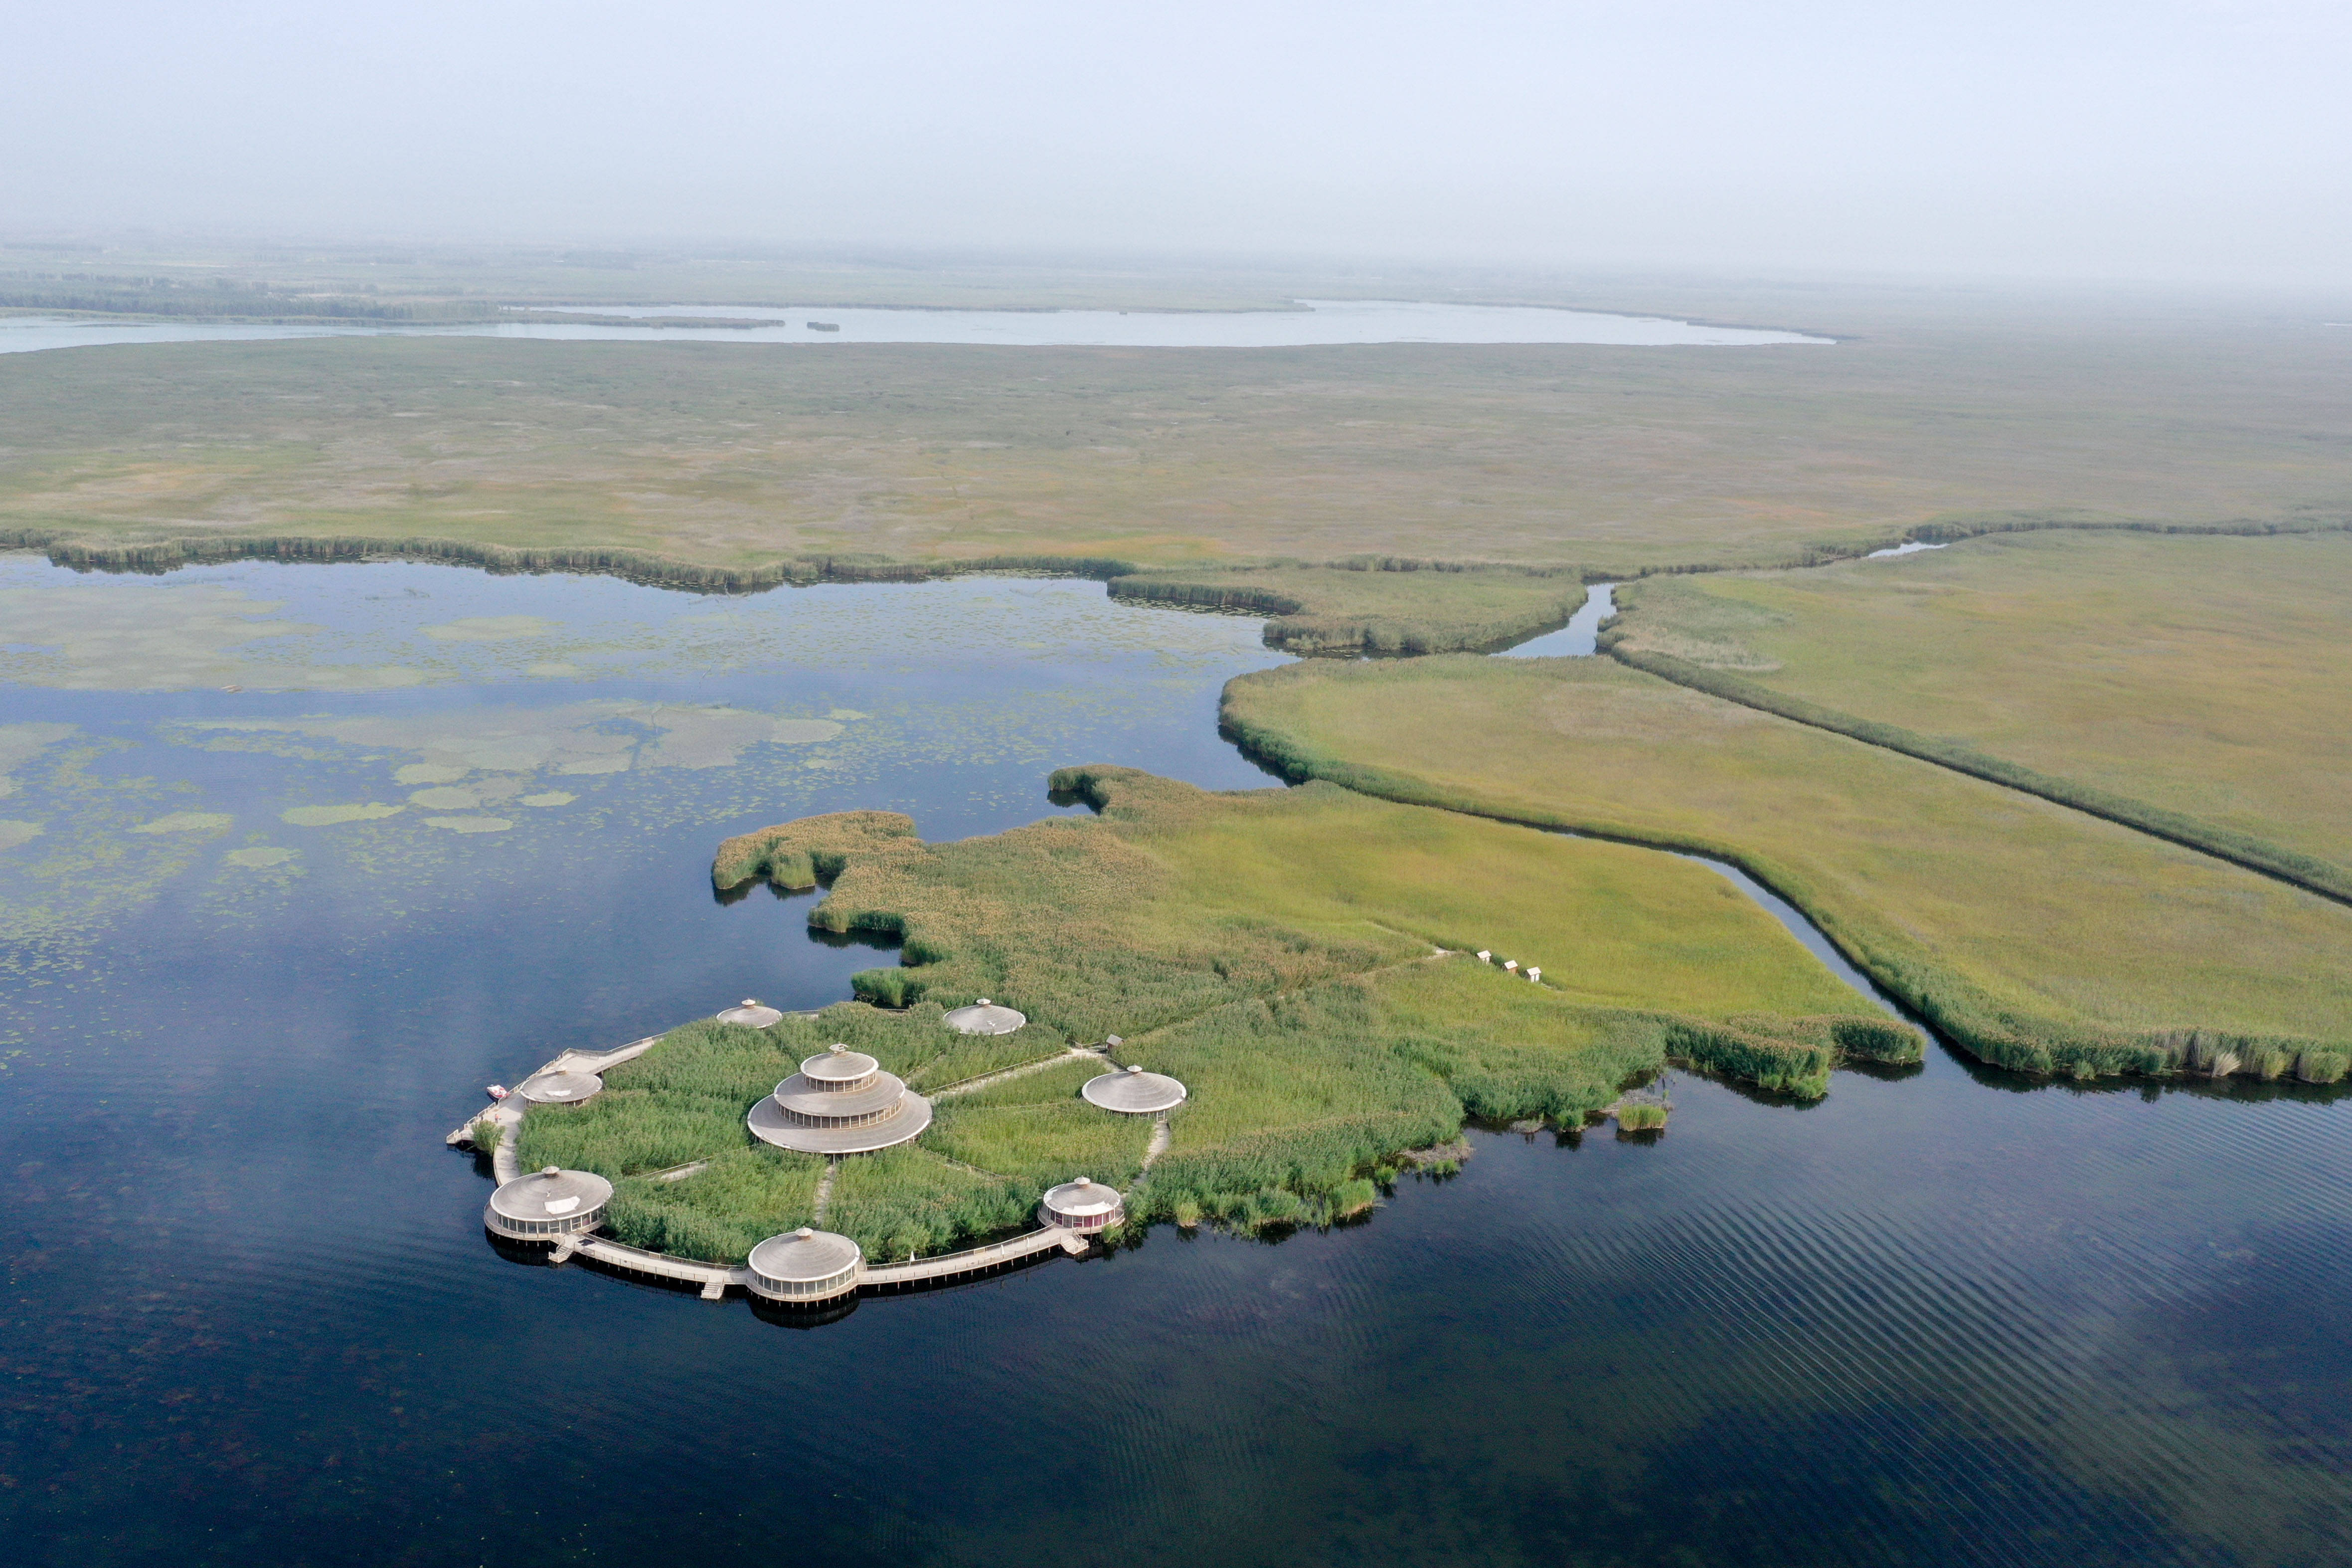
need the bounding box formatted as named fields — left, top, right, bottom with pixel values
left=132, top=811, right=235, bottom=835
left=224, top=846, right=296, bottom=868
left=423, top=815, right=512, bottom=834
left=0, top=821, right=43, bottom=852
left=421, top=615, right=560, bottom=642
left=394, top=763, right=468, bottom=785
left=281, top=803, right=404, bottom=827
left=518, top=791, right=575, bottom=808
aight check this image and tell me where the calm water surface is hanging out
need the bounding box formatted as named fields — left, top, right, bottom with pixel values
left=1, top=560, right=2345, bottom=1568
left=0, top=299, right=1830, bottom=355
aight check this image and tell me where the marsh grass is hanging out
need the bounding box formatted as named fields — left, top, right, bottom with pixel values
left=1609, top=533, right=2352, bottom=882
left=603, top=1146, right=825, bottom=1263
left=1222, top=654, right=2352, bottom=1080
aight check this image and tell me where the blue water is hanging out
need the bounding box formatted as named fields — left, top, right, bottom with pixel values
left=1497, top=582, right=1616, bottom=657
left=2, top=559, right=2346, bottom=1568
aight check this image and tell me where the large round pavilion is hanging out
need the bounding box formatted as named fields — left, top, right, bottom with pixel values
left=515, top=1070, right=602, bottom=1106
left=1040, top=1177, right=1125, bottom=1232
left=748, top=1044, right=933, bottom=1154
left=942, top=998, right=1026, bottom=1036
left=746, top=1226, right=864, bottom=1304
left=485, top=1165, right=613, bottom=1240
left=1081, top=1063, right=1187, bottom=1115
left=716, top=998, right=783, bottom=1029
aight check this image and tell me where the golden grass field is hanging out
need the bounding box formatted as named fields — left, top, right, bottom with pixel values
left=1610, top=530, right=2352, bottom=872
left=1221, top=655, right=2352, bottom=1078
left=4, top=286, right=2347, bottom=581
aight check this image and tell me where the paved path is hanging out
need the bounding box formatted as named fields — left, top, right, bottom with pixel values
left=928, top=1045, right=1104, bottom=1099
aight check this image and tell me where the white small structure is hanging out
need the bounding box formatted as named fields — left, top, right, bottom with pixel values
left=717, top=998, right=783, bottom=1029
left=746, top=1226, right=864, bottom=1304
left=1476, top=950, right=1492, bottom=963
left=1525, top=967, right=1541, bottom=983
left=1040, top=1177, right=1125, bottom=1233
left=485, top=1165, right=613, bottom=1240
left=515, top=1070, right=602, bottom=1106
left=1503, top=959, right=1518, bottom=973
left=1081, top=1063, right=1187, bottom=1115
left=942, top=998, right=1027, bottom=1035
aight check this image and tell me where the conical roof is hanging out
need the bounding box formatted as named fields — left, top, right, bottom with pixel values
left=1082, top=1063, right=1186, bottom=1114
left=942, top=998, right=1027, bottom=1036
left=801, top=1044, right=879, bottom=1084
left=516, top=1070, right=602, bottom=1105
left=1041, top=1176, right=1124, bottom=1219
left=488, top=1165, right=614, bottom=1223
left=748, top=1226, right=862, bottom=1283
left=716, top=999, right=783, bottom=1028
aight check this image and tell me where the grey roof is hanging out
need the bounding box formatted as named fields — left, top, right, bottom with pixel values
left=800, top=1045, right=879, bottom=1084
left=769, top=1069, right=908, bottom=1121
left=516, top=1070, right=602, bottom=1105
left=942, top=1000, right=1027, bottom=1036
left=1041, top=1177, right=1125, bottom=1218
left=716, top=1000, right=783, bottom=1029
left=488, top=1166, right=614, bottom=1222
left=748, top=1226, right=863, bottom=1283
left=748, top=1091, right=934, bottom=1154
left=1081, top=1064, right=1187, bottom=1115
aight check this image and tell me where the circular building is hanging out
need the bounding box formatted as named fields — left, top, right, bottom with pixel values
left=485, top=1165, right=614, bottom=1240
left=1040, top=1177, right=1125, bottom=1233
left=515, top=1070, right=602, bottom=1106
left=716, top=998, right=783, bottom=1029
left=942, top=998, right=1027, bottom=1036
left=1081, top=1063, right=1187, bottom=1116
left=748, top=1044, right=933, bottom=1155
left=746, top=1226, right=864, bottom=1304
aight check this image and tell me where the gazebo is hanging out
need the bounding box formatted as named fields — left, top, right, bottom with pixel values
left=484, top=1165, right=613, bottom=1240
left=748, top=1044, right=933, bottom=1154
left=1081, top=1064, right=1187, bottom=1116
left=515, top=1070, right=602, bottom=1106
left=1040, top=1177, right=1126, bottom=1232
left=942, top=998, right=1027, bottom=1035
left=716, top=998, right=783, bottom=1028
left=746, top=1226, right=864, bottom=1304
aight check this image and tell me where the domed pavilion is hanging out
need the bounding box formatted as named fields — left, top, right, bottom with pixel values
left=1081, top=1063, right=1187, bottom=1116
left=1040, top=1176, right=1125, bottom=1233
left=746, top=1226, right=864, bottom=1304
left=748, top=1044, right=933, bottom=1154
left=515, top=1070, right=602, bottom=1107
left=942, top=998, right=1026, bottom=1035
left=485, top=1165, right=613, bottom=1240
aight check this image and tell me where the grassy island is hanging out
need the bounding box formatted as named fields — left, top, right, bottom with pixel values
left=1220, top=655, right=2352, bottom=1082
left=522, top=767, right=1914, bottom=1261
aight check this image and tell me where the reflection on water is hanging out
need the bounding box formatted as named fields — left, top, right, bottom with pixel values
left=0, top=299, right=1833, bottom=355
left=1496, top=581, right=1616, bottom=657
left=1, top=558, right=2346, bottom=1567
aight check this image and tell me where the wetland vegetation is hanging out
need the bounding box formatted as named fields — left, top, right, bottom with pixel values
left=1220, top=655, right=2352, bottom=1083
left=525, top=766, right=1918, bottom=1262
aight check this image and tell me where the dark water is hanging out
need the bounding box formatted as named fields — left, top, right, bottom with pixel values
left=2, top=561, right=2347, bottom=1568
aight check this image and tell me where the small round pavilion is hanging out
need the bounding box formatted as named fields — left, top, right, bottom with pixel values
left=748, top=1044, right=933, bottom=1154
left=746, top=1226, right=864, bottom=1304
left=717, top=998, right=783, bottom=1029
left=1040, top=1177, right=1125, bottom=1233
left=1082, top=1064, right=1187, bottom=1116
left=485, top=1165, right=613, bottom=1240
left=515, top=1070, right=602, bottom=1106
left=942, top=998, right=1026, bottom=1035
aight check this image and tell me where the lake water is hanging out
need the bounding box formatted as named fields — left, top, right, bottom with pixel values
left=0, top=299, right=1831, bottom=355
left=2, top=559, right=2346, bottom=1568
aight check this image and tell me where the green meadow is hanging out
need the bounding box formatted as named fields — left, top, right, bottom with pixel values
left=1221, top=655, right=2352, bottom=1081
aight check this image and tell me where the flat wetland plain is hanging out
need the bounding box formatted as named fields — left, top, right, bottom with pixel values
left=1611, top=530, right=2352, bottom=871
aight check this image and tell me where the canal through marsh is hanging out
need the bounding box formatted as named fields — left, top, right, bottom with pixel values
left=1, top=558, right=2345, bottom=1568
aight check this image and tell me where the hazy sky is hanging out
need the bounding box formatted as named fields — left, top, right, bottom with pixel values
left=6, top=0, right=2346, bottom=285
